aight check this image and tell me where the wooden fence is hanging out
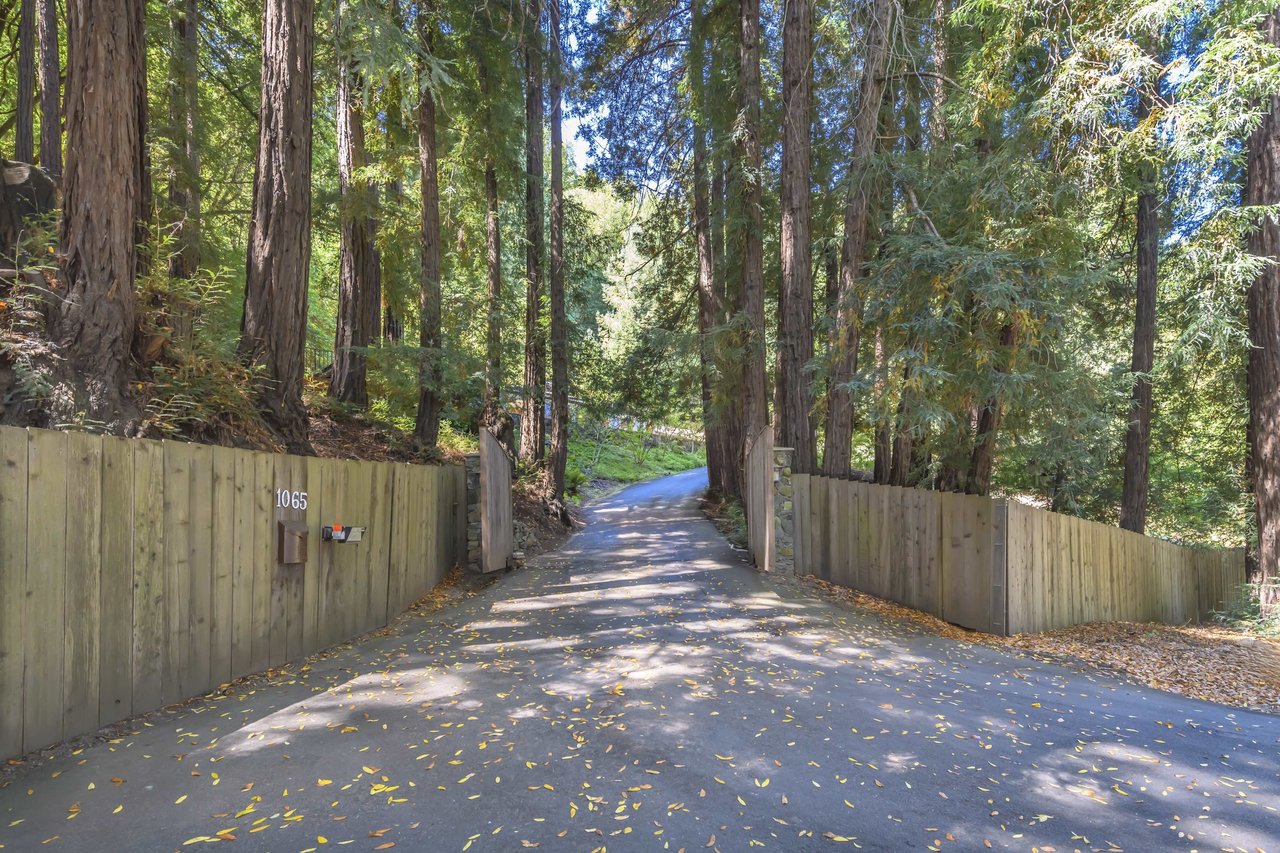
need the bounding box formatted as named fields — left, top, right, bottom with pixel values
left=744, top=426, right=774, bottom=572
left=478, top=430, right=513, bottom=572
left=793, top=474, right=1244, bottom=636
left=0, top=425, right=466, bottom=760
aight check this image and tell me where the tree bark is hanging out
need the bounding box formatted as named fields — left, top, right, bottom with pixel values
left=477, top=57, right=503, bottom=415
left=519, top=0, right=547, bottom=468
left=239, top=0, right=315, bottom=452
left=872, top=327, right=892, bottom=482
left=1119, top=85, right=1159, bottom=533
left=547, top=0, right=569, bottom=501
left=35, top=0, right=60, bottom=177
left=777, top=0, right=815, bottom=473
left=966, top=322, right=1016, bottom=496
left=691, top=0, right=724, bottom=498
left=414, top=0, right=442, bottom=446
left=167, top=0, right=202, bottom=306
left=16, top=0, right=35, bottom=164
left=1247, top=9, right=1280, bottom=616
left=329, top=0, right=381, bottom=407
left=52, top=0, right=148, bottom=428
left=822, top=0, right=893, bottom=477
left=737, top=0, right=768, bottom=448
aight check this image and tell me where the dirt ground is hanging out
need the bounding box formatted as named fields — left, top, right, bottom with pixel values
left=801, top=575, right=1280, bottom=714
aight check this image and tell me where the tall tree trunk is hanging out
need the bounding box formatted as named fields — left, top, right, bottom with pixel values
left=710, top=156, right=741, bottom=499
left=691, top=0, right=726, bottom=498
left=16, top=0, right=35, bottom=164
left=167, top=0, right=202, bottom=330
left=239, top=0, right=315, bottom=452
left=519, top=0, right=546, bottom=468
left=967, top=322, right=1016, bottom=496
left=477, top=58, right=503, bottom=416
left=736, top=0, right=768, bottom=447
left=547, top=0, right=569, bottom=501
left=1247, top=9, right=1280, bottom=616
left=1120, top=84, right=1159, bottom=533
left=35, top=0, right=60, bottom=177
left=52, top=0, right=148, bottom=427
left=414, top=0, right=442, bottom=446
left=330, top=0, right=381, bottom=407
left=383, top=0, right=405, bottom=345
left=777, top=0, right=815, bottom=473
left=822, top=0, right=893, bottom=476
left=872, top=327, right=892, bottom=482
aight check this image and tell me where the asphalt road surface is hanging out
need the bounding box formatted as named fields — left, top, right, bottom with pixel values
left=2, top=468, right=1278, bottom=852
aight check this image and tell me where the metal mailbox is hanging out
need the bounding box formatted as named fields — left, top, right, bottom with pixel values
left=277, top=520, right=308, bottom=565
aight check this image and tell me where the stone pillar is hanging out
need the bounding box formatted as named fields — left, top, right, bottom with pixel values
left=773, top=446, right=795, bottom=575
left=464, top=453, right=482, bottom=571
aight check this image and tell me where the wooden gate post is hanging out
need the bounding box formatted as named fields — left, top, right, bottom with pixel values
left=744, top=426, right=775, bottom=571
left=478, top=430, right=514, bottom=573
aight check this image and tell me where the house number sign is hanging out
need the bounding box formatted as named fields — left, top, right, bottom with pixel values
left=276, top=489, right=309, bottom=510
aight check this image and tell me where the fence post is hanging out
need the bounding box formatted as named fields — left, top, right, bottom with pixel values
left=773, top=446, right=795, bottom=575
left=990, top=499, right=1009, bottom=636
left=464, top=453, right=481, bottom=571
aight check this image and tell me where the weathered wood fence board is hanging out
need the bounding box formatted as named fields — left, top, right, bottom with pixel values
left=478, top=430, right=513, bottom=573
left=744, top=426, right=774, bottom=572
left=795, top=474, right=1245, bottom=636
left=0, top=424, right=466, bottom=760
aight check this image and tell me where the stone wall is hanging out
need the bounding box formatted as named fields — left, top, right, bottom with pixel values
left=773, top=446, right=795, bottom=575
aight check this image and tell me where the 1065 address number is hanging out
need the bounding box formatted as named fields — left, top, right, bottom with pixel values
left=276, top=489, right=308, bottom=510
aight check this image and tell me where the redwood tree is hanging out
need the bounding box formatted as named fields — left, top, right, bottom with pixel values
left=547, top=0, right=569, bottom=501
left=330, top=0, right=381, bottom=406
left=167, top=0, right=202, bottom=296
left=478, top=56, right=503, bottom=418
left=240, top=0, right=315, bottom=452
left=690, top=0, right=728, bottom=498
left=519, top=0, right=546, bottom=468
left=52, top=0, right=148, bottom=426
left=16, top=0, right=35, bottom=164
left=777, top=0, right=815, bottom=473
left=36, top=0, right=60, bottom=177
left=1119, top=80, right=1159, bottom=533
left=823, top=0, right=893, bottom=477
left=1248, top=9, right=1280, bottom=614
left=737, top=0, right=768, bottom=445
left=414, top=0, right=442, bottom=447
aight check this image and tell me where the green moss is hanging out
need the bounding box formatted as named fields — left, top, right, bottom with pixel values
left=567, top=428, right=704, bottom=493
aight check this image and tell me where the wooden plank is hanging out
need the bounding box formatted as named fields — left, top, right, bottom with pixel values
left=349, top=457, right=369, bottom=633
left=276, top=452, right=306, bottom=660
left=367, top=462, right=393, bottom=628
left=63, top=431, right=103, bottom=740
left=131, top=439, right=165, bottom=716
left=421, top=464, right=439, bottom=595
left=302, top=454, right=326, bottom=655
left=98, top=436, right=134, bottom=727
left=210, top=446, right=237, bottom=686
left=480, top=432, right=514, bottom=572
left=940, top=492, right=993, bottom=632
left=267, top=452, right=292, bottom=666
left=24, top=428, right=67, bottom=751
left=230, top=449, right=256, bottom=676
left=811, top=476, right=828, bottom=580
left=386, top=464, right=409, bottom=614
left=922, top=489, right=943, bottom=619
left=0, top=427, right=29, bottom=758
left=825, top=477, right=840, bottom=582
left=792, top=473, right=810, bottom=576
left=162, top=441, right=193, bottom=704
left=251, top=452, right=274, bottom=672
left=187, top=443, right=214, bottom=696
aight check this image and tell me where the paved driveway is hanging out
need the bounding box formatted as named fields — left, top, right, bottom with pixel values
left=1, top=468, right=1278, bottom=852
